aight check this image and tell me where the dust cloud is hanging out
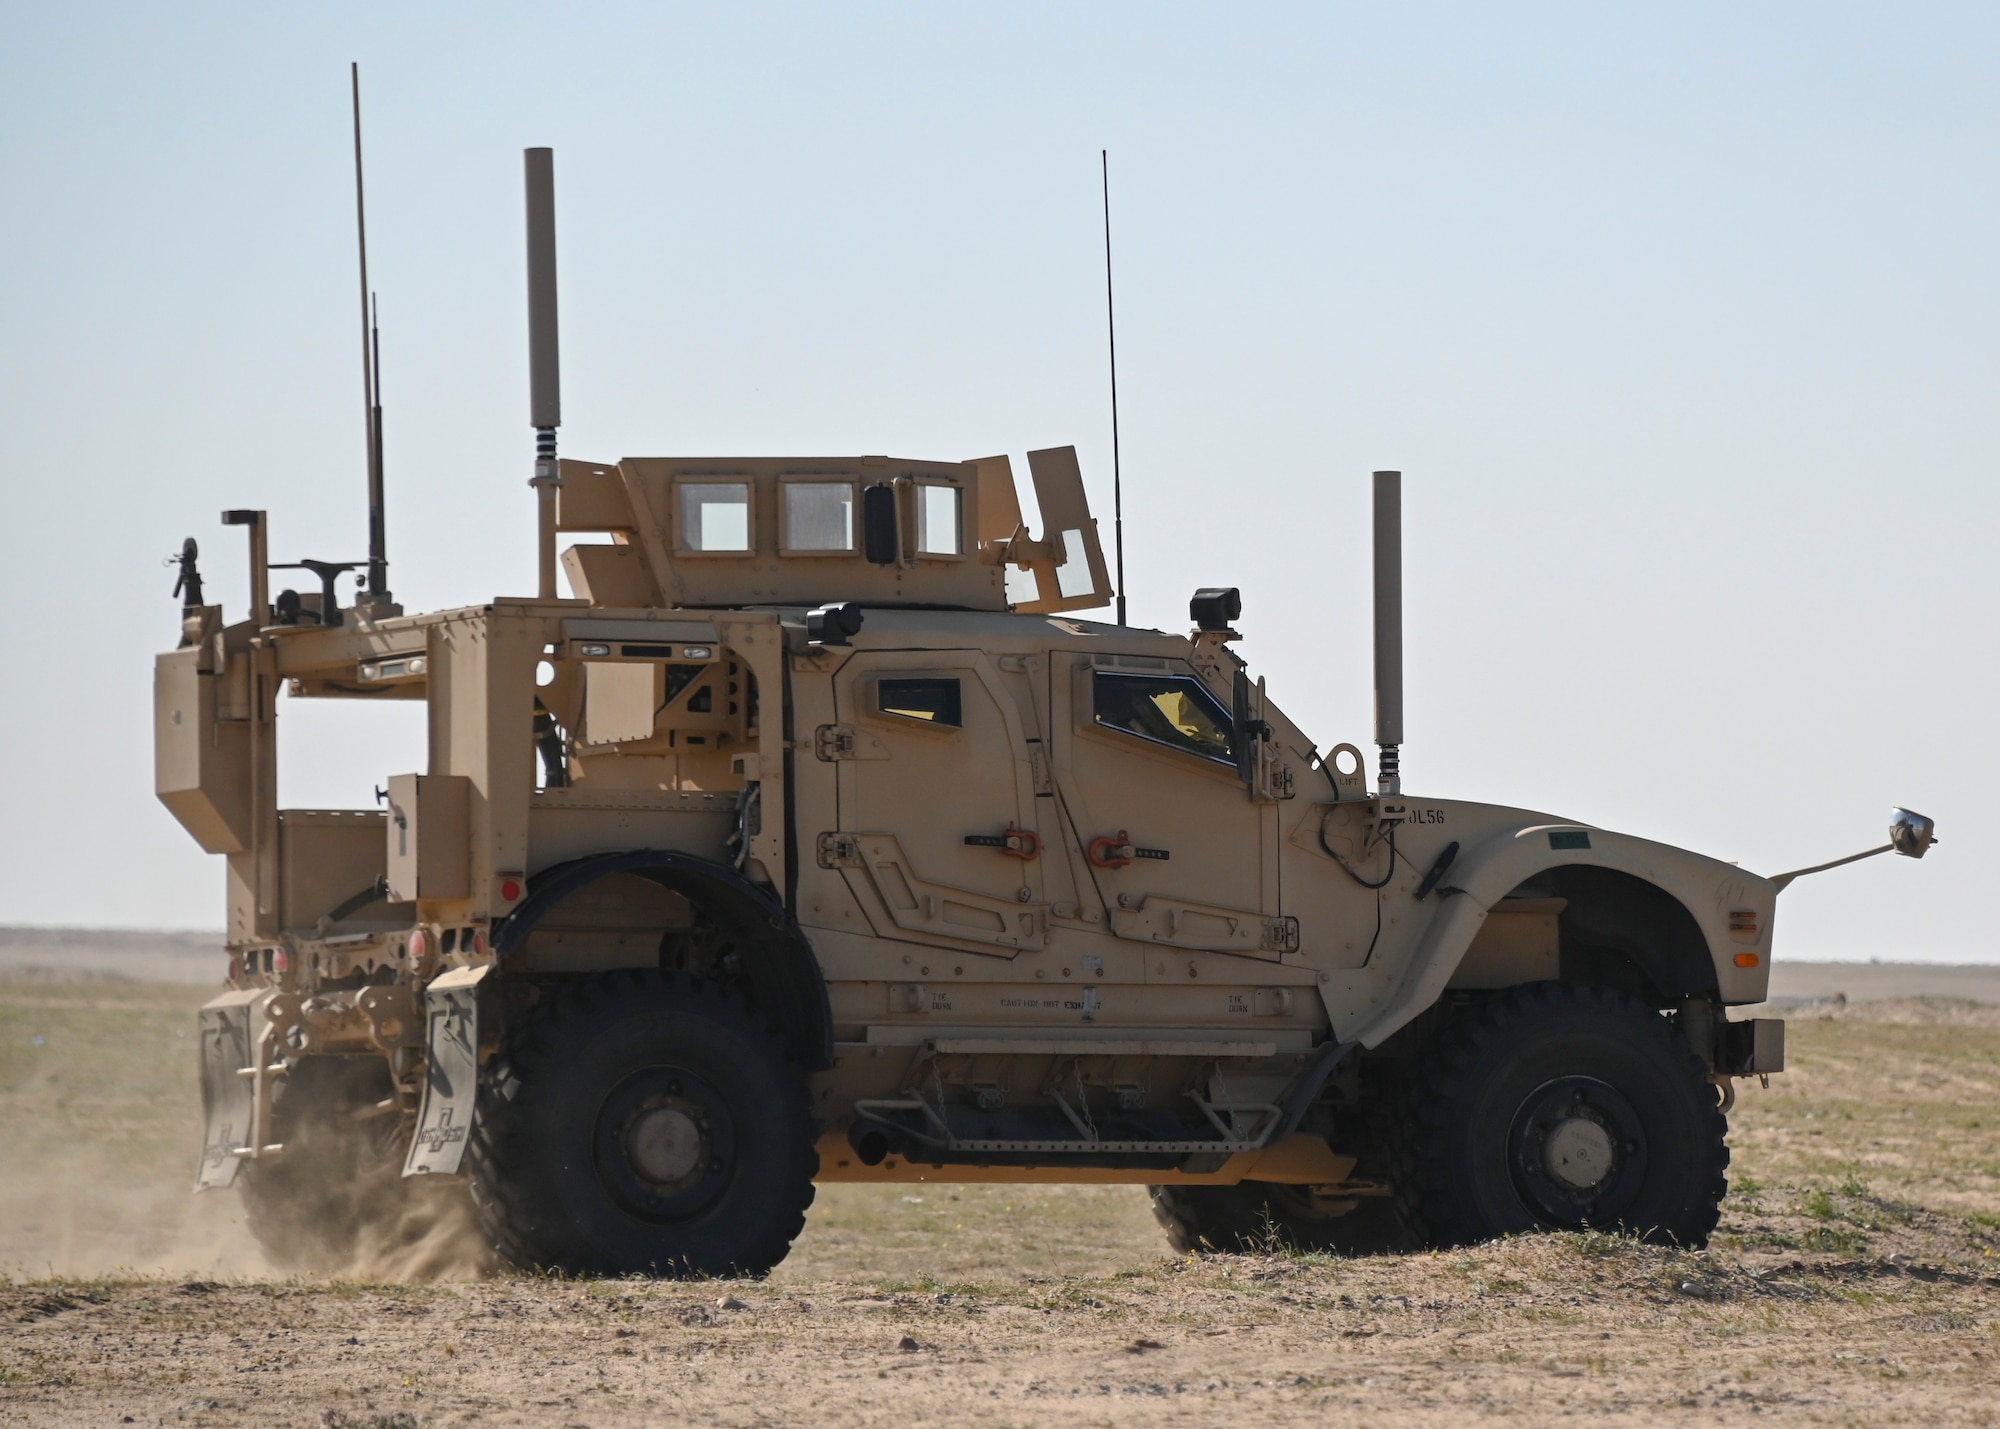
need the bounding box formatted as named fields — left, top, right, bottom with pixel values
left=0, top=957, right=492, bottom=1283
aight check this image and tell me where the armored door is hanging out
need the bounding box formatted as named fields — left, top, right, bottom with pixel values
left=830, top=652, right=1049, bottom=955
left=1050, top=654, right=1283, bottom=959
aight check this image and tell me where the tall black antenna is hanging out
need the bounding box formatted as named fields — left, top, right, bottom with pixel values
left=352, top=63, right=390, bottom=607
left=1101, top=149, right=1126, bottom=627
left=370, top=290, right=384, bottom=565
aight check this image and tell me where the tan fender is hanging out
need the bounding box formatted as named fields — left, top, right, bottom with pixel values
left=1344, top=821, right=1777, bottom=1048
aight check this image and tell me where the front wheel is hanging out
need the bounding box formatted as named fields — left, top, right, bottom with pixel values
left=467, top=970, right=817, bottom=1277
left=1391, top=981, right=1728, bottom=1248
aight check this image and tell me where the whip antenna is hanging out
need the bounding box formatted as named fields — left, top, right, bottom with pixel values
left=351, top=63, right=391, bottom=609
left=1102, top=149, right=1126, bottom=627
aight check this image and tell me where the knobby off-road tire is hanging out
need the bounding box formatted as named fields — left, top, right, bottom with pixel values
left=1149, top=1182, right=1411, bottom=1256
left=466, top=970, right=818, bottom=1278
left=1391, top=981, right=1728, bottom=1248
left=239, top=1055, right=477, bottom=1274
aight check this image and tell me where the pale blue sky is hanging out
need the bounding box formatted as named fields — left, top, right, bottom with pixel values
left=3, top=3, right=1994, bottom=958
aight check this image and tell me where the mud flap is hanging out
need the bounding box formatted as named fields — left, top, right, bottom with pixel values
left=404, top=964, right=491, bottom=1178
left=195, top=988, right=265, bottom=1191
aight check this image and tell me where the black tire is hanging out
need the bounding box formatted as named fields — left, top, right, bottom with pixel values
left=1150, top=1181, right=1411, bottom=1256
left=238, top=1056, right=479, bottom=1274
left=466, top=970, right=817, bottom=1278
left=1391, top=981, right=1728, bottom=1248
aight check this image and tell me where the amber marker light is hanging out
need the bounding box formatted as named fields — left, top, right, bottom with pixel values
left=1734, top=953, right=1760, bottom=968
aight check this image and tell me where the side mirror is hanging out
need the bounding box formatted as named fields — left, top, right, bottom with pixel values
left=1889, top=807, right=1936, bottom=859
left=1231, top=670, right=1255, bottom=786
left=1773, top=806, right=1939, bottom=891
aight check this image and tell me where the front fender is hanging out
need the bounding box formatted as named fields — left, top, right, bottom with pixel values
left=1345, top=821, right=1774, bottom=1047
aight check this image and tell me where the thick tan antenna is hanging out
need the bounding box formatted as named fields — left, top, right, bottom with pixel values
left=524, top=148, right=561, bottom=598
left=1373, top=470, right=1403, bottom=795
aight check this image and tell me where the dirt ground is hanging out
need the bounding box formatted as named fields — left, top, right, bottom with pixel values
left=3, top=957, right=1998, bottom=1426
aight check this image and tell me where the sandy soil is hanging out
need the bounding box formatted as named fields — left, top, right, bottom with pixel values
left=3, top=960, right=1998, bottom=1425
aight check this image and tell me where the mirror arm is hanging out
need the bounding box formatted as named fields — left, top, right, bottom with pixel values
left=1770, top=843, right=1894, bottom=893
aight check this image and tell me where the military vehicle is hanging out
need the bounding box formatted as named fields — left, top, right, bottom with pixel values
left=155, top=143, right=1937, bottom=1276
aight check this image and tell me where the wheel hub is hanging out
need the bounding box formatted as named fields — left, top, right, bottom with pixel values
left=626, top=1104, right=705, bottom=1186
left=1542, top=1114, right=1616, bottom=1191
left=594, top=1067, right=737, bottom=1221
left=1508, top=1076, right=1648, bottom=1228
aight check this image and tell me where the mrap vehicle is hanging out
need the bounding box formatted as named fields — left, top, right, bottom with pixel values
left=155, top=145, right=1937, bottom=1276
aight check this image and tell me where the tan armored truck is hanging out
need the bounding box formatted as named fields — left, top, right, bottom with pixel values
left=155, top=147, right=1937, bottom=1276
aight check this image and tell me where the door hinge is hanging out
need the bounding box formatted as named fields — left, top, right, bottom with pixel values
left=1254, top=746, right=1295, bottom=802
left=815, top=724, right=857, bottom=760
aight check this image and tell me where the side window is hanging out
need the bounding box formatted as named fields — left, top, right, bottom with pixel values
left=876, top=677, right=962, bottom=728
left=1092, top=671, right=1235, bottom=765
left=916, top=483, right=963, bottom=556
left=782, top=479, right=855, bottom=552
left=678, top=481, right=751, bottom=552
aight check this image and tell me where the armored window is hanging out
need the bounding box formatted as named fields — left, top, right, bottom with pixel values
left=1055, top=529, right=1093, bottom=597
left=877, top=677, right=962, bottom=728
left=678, top=482, right=751, bottom=552
left=782, top=480, right=855, bottom=552
left=1092, top=671, right=1235, bottom=765
left=916, top=483, right=963, bottom=556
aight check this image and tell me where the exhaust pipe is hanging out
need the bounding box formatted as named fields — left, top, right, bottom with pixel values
left=524, top=147, right=562, bottom=599
left=1372, top=470, right=1402, bottom=796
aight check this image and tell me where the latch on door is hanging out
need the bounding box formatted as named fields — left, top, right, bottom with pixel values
left=1088, top=831, right=1170, bottom=868
left=816, top=832, right=862, bottom=868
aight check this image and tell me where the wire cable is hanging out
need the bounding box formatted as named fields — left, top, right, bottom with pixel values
left=1307, top=747, right=1400, bottom=889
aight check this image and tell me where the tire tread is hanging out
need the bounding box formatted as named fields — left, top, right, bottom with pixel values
left=1389, top=982, right=1728, bottom=1249
left=466, top=969, right=817, bottom=1277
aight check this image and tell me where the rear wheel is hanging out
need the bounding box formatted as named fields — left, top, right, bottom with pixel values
left=1391, top=981, right=1727, bottom=1248
left=1150, top=1180, right=1409, bottom=1255
left=467, top=970, right=817, bottom=1277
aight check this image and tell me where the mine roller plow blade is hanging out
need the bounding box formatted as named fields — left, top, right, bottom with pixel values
left=195, top=988, right=263, bottom=1191
left=405, top=965, right=491, bottom=1178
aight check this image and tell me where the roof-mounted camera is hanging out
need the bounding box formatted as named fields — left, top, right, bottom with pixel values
left=1189, top=587, right=1241, bottom=631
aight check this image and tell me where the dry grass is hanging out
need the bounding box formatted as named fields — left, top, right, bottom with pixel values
left=3, top=974, right=1999, bottom=1424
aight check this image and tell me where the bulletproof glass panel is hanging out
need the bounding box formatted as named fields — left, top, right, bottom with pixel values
left=679, top=482, right=750, bottom=552
left=784, top=481, right=854, bottom=552
left=1093, top=671, right=1235, bottom=766
left=918, top=484, right=963, bottom=556
left=878, top=677, right=963, bottom=728
left=1056, top=528, right=1093, bottom=597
